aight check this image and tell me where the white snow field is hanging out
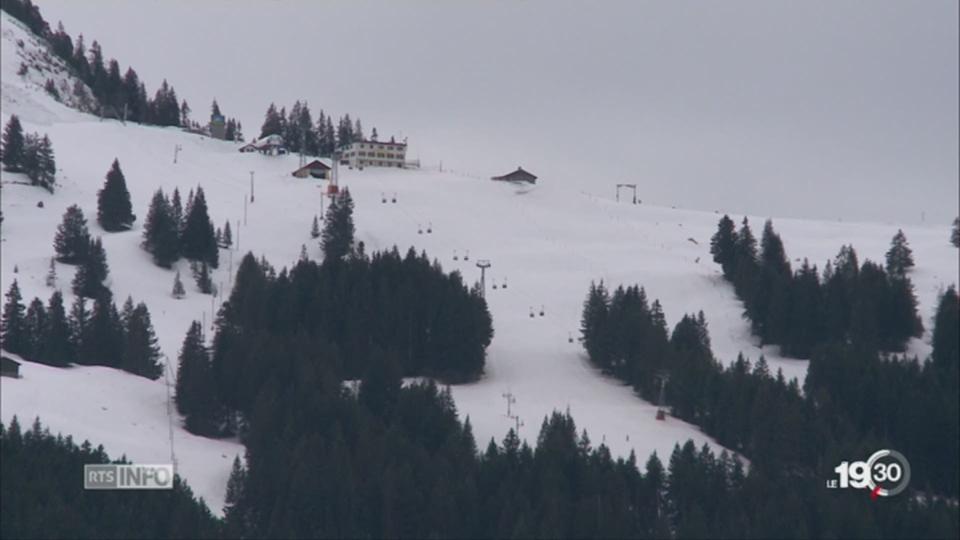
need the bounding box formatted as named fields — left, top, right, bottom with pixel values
left=2, top=11, right=957, bottom=514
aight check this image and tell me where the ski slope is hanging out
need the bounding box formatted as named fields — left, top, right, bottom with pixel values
left=2, top=11, right=957, bottom=516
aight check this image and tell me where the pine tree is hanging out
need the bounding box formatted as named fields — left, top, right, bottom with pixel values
left=932, top=286, right=959, bottom=371
left=122, top=302, right=162, bottom=379
left=175, top=321, right=219, bottom=435
left=310, top=215, right=320, bottom=239
left=80, top=293, right=123, bottom=368
left=709, top=215, right=738, bottom=278
left=1, top=114, right=25, bottom=172
left=45, top=257, right=57, bottom=288
left=192, top=261, right=213, bottom=294
left=72, top=237, right=109, bottom=298
left=180, top=100, right=191, bottom=127
left=181, top=187, right=218, bottom=267
left=223, top=455, right=247, bottom=534
left=142, top=189, right=180, bottom=267
left=68, top=295, right=89, bottom=354
left=20, top=133, right=39, bottom=182
left=97, top=158, right=135, bottom=231
left=222, top=220, right=232, bottom=248
left=1, top=280, right=27, bottom=355
left=24, top=298, right=47, bottom=360
left=40, top=290, right=72, bottom=366
left=171, top=188, right=184, bottom=230
left=952, top=217, right=960, bottom=248
left=172, top=271, right=186, bottom=299
left=38, top=135, right=56, bottom=192
left=321, top=189, right=355, bottom=262
left=885, top=229, right=914, bottom=278
left=260, top=103, right=282, bottom=138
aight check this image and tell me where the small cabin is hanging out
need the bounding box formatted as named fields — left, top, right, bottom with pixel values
left=1, top=356, right=21, bottom=378
left=491, top=167, right=537, bottom=184
left=292, top=159, right=332, bottom=180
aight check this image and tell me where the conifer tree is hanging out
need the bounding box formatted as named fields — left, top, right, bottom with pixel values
left=192, top=261, right=213, bottom=294
left=321, top=189, right=355, bottom=262
left=142, top=189, right=180, bottom=267
left=885, top=229, right=914, bottom=278
left=40, top=291, right=72, bottom=367
left=1, top=280, right=27, bottom=355
left=23, top=298, right=47, bottom=360
left=932, top=285, right=959, bottom=371
left=172, top=271, right=186, bottom=299
left=97, top=159, right=135, bottom=231
left=223, top=455, right=247, bottom=535
left=175, top=320, right=219, bottom=435
left=68, top=295, right=88, bottom=354
left=79, top=292, right=123, bottom=368
left=171, top=188, right=183, bottom=230
left=19, top=133, right=57, bottom=192
left=45, top=257, right=57, bottom=288
left=72, top=237, right=109, bottom=298
left=222, top=220, right=232, bottom=248
left=952, top=217, right=960, bottom=248
left=181, top=187, right=218, bottom=267
left=710, top=215, right=738, bottom=278
left=310, top=215, right=320, bottom=239
left=1, top=114, right=25, bottom=172
left=122, top=302, right=162, bottom=379
left=260, top=103, right=282, bottom=138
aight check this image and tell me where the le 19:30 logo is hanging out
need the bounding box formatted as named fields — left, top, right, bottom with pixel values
left=826, top=449, right=911, bottom=499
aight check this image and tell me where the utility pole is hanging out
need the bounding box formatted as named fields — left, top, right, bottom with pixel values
left=502, top=391, right=516, bottom=417
left=249, top=171, right=255, bottom=203
left=476, top=259, right=491, bottom=298
left=236, top=219, right=241, bottom=250
left=243, top=194, right=248, bottom=226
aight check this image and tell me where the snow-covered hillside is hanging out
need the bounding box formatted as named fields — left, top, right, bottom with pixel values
left=2, top=11, right=957, bottom=515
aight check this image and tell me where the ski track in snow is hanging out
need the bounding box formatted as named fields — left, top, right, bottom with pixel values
left=2, top=11, right=957, bottom=517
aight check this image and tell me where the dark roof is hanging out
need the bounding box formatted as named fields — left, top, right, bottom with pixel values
left=292, top=160, right=332, bottom=176
left=491, top=167, right=537, bottom=183
left=1, top=356, right=21, bottom=367
left=350, top=139, right=407, bottom=148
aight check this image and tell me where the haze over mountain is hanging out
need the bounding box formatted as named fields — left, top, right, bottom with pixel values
left=35, top=0, right=959, bottom=225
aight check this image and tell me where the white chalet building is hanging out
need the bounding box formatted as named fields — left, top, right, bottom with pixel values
left=340, top=139, right=407, bottom=169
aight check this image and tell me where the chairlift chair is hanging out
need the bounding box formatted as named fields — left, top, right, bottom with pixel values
left=392, top=193, right=397, bottom=203
left=529, top=307, right=535, bottom=318
left=464, top=250, right=470, bottom=261
left=539, top=305, right=545, bottom=317
left=427, top=222, right=433, bottom=234
left=492, top=279, right=498, bottom=290
left=501, top=277, right=507, bottom=289
left=453, top=250, right=459, bottom=261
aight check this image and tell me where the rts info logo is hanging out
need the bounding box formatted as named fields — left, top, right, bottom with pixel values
left=826, top=449, right=911, bottom=499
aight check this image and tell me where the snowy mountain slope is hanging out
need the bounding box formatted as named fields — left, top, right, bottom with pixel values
left=2, top=11, right=957, bottom=516
left=0, top=12, right=92, bottom=124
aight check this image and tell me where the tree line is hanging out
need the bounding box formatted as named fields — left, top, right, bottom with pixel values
left=710, top=216, right=922, bottom=358
left=580, top=277, right=959, bottom=501
left=2, top=280, right=164, bottom=379
left=259, top=100, right=374, bottom=156
left=1, top=114, right=56, bottom=192
left=1, top=417, right=219, bottom=538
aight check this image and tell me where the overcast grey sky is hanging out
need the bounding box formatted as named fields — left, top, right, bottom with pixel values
left=35, top=0, right=958, bottom=225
